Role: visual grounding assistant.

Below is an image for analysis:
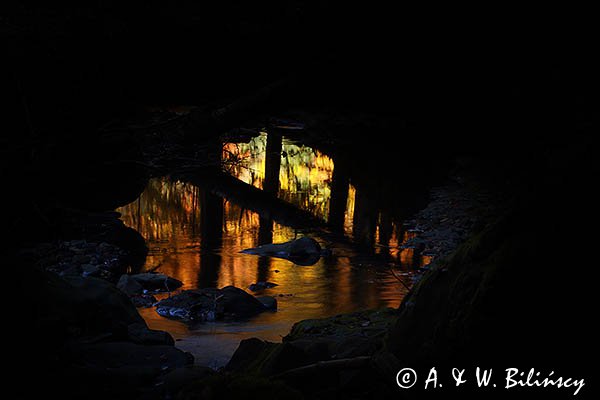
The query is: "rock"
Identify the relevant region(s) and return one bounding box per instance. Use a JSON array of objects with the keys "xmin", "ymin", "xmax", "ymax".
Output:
[
  {"xmin": 241, "ymin": 237, "xmax": 325, "ymax": 266},
  {"xmin": 117, "ymin": 274, "xmax": 144, "ymax": 296},
  {"xmin": 59, "ymin": 264, "xmax": 81, "ymax": 276},
  {"xmin": 155, "ymin": 286, "xmax": 269, "ymax": 322},
  {"xmin": 129, "ymin": 273, "xmax": 183, "ymax": 292},
  {"xmin": 158, "ymin": 366, "xmax": 215, "ymax": 397},
  {"xmin": 256, "ymin": 296, "xmax": 277, "ymax": 310},
  {"xmin": 248, "ymin": 281, "xmax": 278, "ymax": 291},
  {"xmin": 225, "ymin": 338, "xmax": 280, "ymax": 373},
  {"xmin": 72, "ymin": 254, "xmax": 91, "ymax": 264},
  {"xmin": 127, "ymin": 323, "xmax": 174, "ymax": 345},
  {"xmin": 69, "ymin": 341, "xmax": 193, "ymax": 370},
  {"xmin": 130, "ymin": 294, "xmax": 157, "ymax": 308},
  {"xmin": 81, "ymin": 264, "xmax": 100, "ymax": 277},
  {"xmin": 226, "ymin": 308, "xmax": 399, "ymax": 376},
  {"xmin": 62, "ymin": 276, "xmax": 145, "ymax": 334}
]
